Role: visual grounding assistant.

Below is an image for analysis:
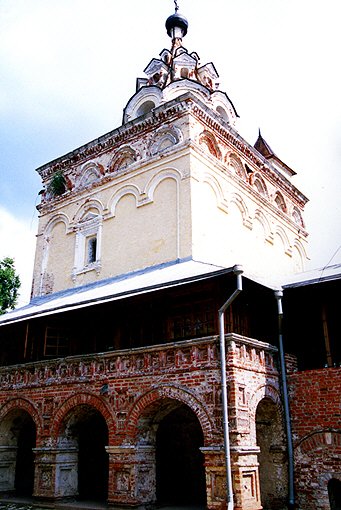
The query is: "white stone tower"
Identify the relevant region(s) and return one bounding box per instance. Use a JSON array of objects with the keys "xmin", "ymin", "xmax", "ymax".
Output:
[{"xmin": 31, "ymin": 5, "xmax": 308, "ymax": 298}]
